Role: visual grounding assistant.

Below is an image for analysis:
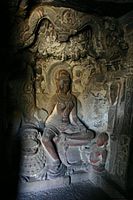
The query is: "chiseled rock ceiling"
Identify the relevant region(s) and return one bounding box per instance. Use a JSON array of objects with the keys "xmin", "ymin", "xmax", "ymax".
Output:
[{"xmin": 17, "ymin": 0, "xmax": 133, "ymax": 17}]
